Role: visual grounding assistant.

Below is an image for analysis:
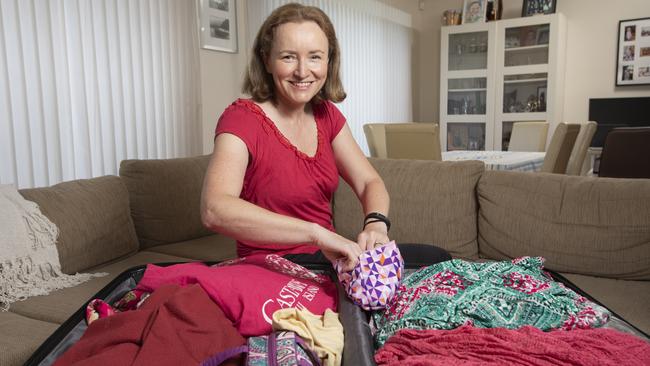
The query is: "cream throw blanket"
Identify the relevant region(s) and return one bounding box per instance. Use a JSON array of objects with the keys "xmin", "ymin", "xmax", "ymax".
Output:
[{"xmin": 0, "ymin": 184, "xmax": 105, "ymax": 310}]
